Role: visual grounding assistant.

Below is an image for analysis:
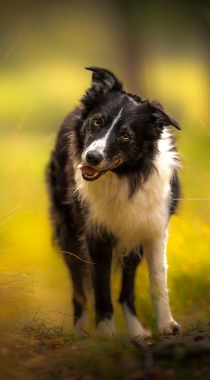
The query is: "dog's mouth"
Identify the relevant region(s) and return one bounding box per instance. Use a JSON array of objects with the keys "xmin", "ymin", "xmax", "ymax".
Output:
[{"xmin": 77, "ymin": 160, "xmax": 121, "ymax": 181}]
